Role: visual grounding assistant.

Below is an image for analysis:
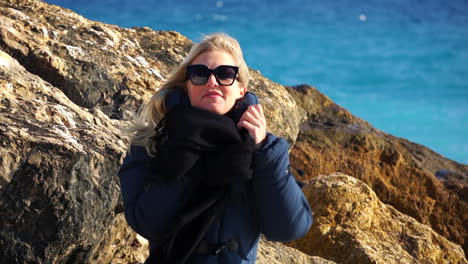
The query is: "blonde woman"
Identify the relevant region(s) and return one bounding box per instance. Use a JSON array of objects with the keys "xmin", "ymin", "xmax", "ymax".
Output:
[{"xmin": 118, "ymin": 33, "xmax": 312, "ymax": 264}]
